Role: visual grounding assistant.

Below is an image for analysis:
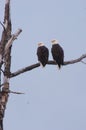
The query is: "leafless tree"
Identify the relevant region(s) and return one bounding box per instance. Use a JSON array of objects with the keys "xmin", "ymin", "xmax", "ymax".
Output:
[{"xmin": 0, "ymin": 1, "xmax": 86, "ymax": 130}]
